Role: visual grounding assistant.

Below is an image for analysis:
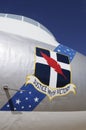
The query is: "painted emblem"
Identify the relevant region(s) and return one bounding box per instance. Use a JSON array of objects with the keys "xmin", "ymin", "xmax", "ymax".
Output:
[{"xmin": 26, "ymin": 47, "xmax": 76, "ymax": 100}]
